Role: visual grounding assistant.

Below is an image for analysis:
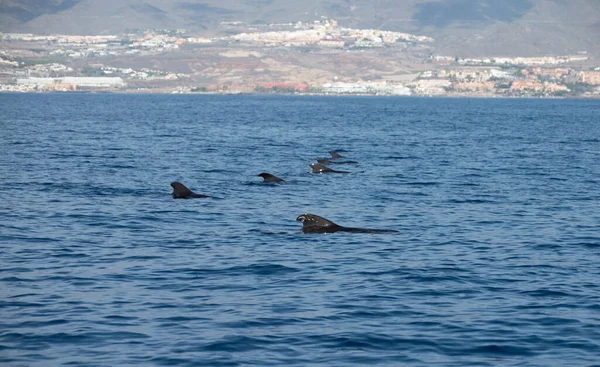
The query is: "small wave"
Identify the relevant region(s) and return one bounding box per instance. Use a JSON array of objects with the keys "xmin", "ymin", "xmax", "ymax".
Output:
[
  {"xmin": 520, "ymin": 289, "xmax": 573, "ymax": 299},
  {"xmin": 308, "ymin": 332, "xmax": 440, "ymax": 352},
  {"xmin": 447, "ymin": 198, "xmax": 496, "ymax": 204},
  {"xmin": 218, "ymin": 263, "xmax": 301, "ymax": 276},
  {"xmin": 202, "ymin": 335, "xmax": 277, "ymax": 352},
  {"xmin": 459, "ymin": 343, "xmax": 535, "ymax": 357},
  {"xmin": 218, "ymin": 316, "xmax": 303, "ymax": 329},
  {"xmin": 385, "ymin": 155, "xmax": 421, "ymax": 160},
  {"xmin": 404, "ymin": 181, "xmax": 440, "ymax": 186},
  {"xmin": 12, "ymin": 319, "xmax": 69, "ymax": 328},
  {"xmin": 154, "ymin": 263, "xmax": 300, "ymax": 278},
  {"xmin": 0, "ymin": 300, "xmax": 46, "ymax": 308},
  {"xmin": 1, "ymin": 331, "xmax": 150, "ymax": 347}
]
